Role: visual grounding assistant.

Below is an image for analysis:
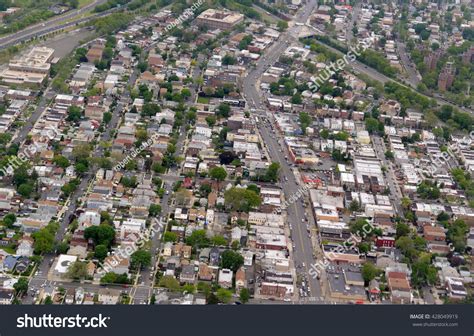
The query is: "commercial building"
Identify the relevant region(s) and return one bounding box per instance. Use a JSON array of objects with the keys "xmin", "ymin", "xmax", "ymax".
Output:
[
  {"xmin": 0, "ymin": 47, "xmax": 55, "ymax": 85},
  {"xmin": 195, "ymin": 9, "xmax": 244, "ymax": 30}
]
